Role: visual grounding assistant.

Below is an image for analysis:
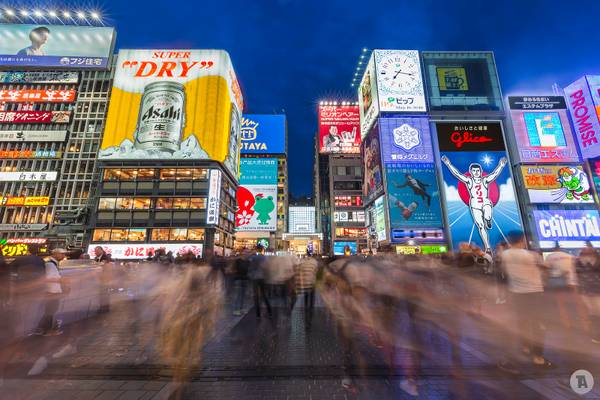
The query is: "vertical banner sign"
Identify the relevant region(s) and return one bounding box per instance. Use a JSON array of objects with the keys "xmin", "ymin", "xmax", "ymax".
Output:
[
  {"xmin": 508, "ymin": 96, "xmax": 580, "ymax": 163},
  {"xmin": 589, "ymin": 157, "xmax": 600, "ymax": 201},
  {"xmin": 374, "ymin": 196, "xmax": 387, "ymax": 241},
  {"xmin": 358, "ymin": 53, "xmax": 379, "ymax": 138},
  {"xmin": 565, "ymin": 77, "xmax": 600, "ymax": 159},
  {"xmin": 521, "ymin": 165, "xmax": 593, "ymax": 204},
  {"xmin": 374, "ymin": 50, "xmax": 427, "ymax": 113},
  {"xmin": 436, "ymin": 122, "xmax": 522, "ymax": 253},
  {"xmin": 362, "ymin": 128, "xmax": 384, "ymax": 204},
  {"xmin": 318, "ymin": 105, "xmax": 361, "ymax": 154},
  {"xmin": 236, "ymin": 158, "xmax": 278, "ymax": 232},
  {"xmin": 207, "ymin": 169, "xmax": 222, "ymax": 224}
]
